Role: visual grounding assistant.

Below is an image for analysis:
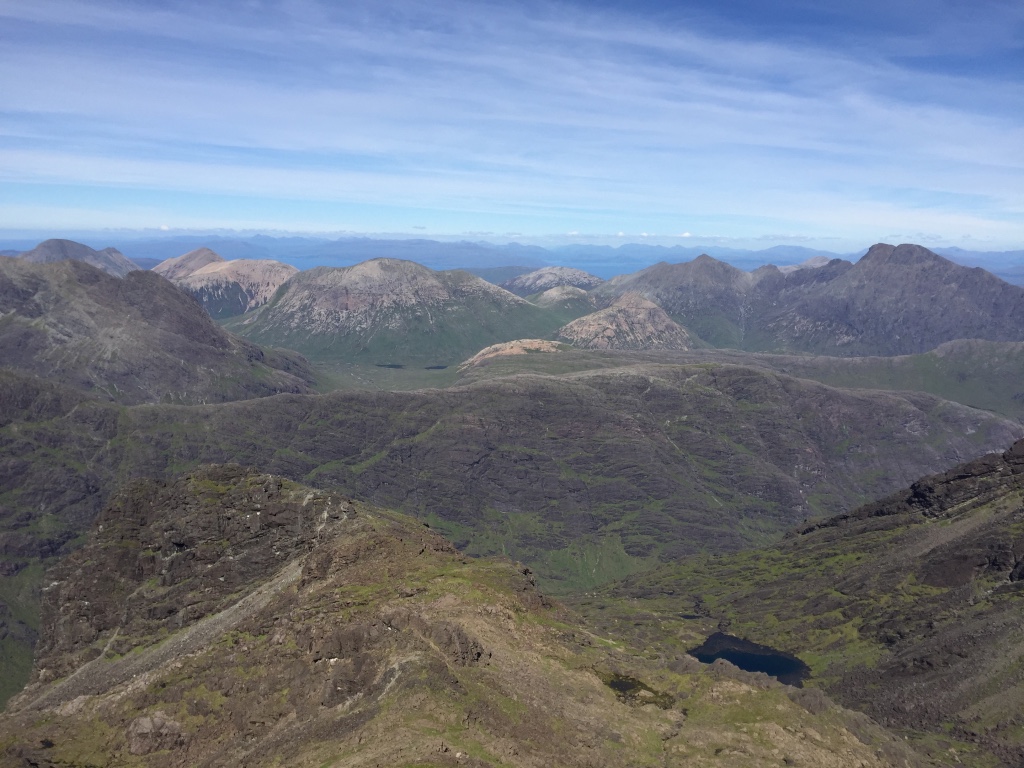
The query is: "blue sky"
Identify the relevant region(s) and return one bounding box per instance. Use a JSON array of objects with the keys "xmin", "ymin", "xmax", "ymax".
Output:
[{"xmin": 0, "ymin": 0, "xmax": 1021, "ymax": 250}]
